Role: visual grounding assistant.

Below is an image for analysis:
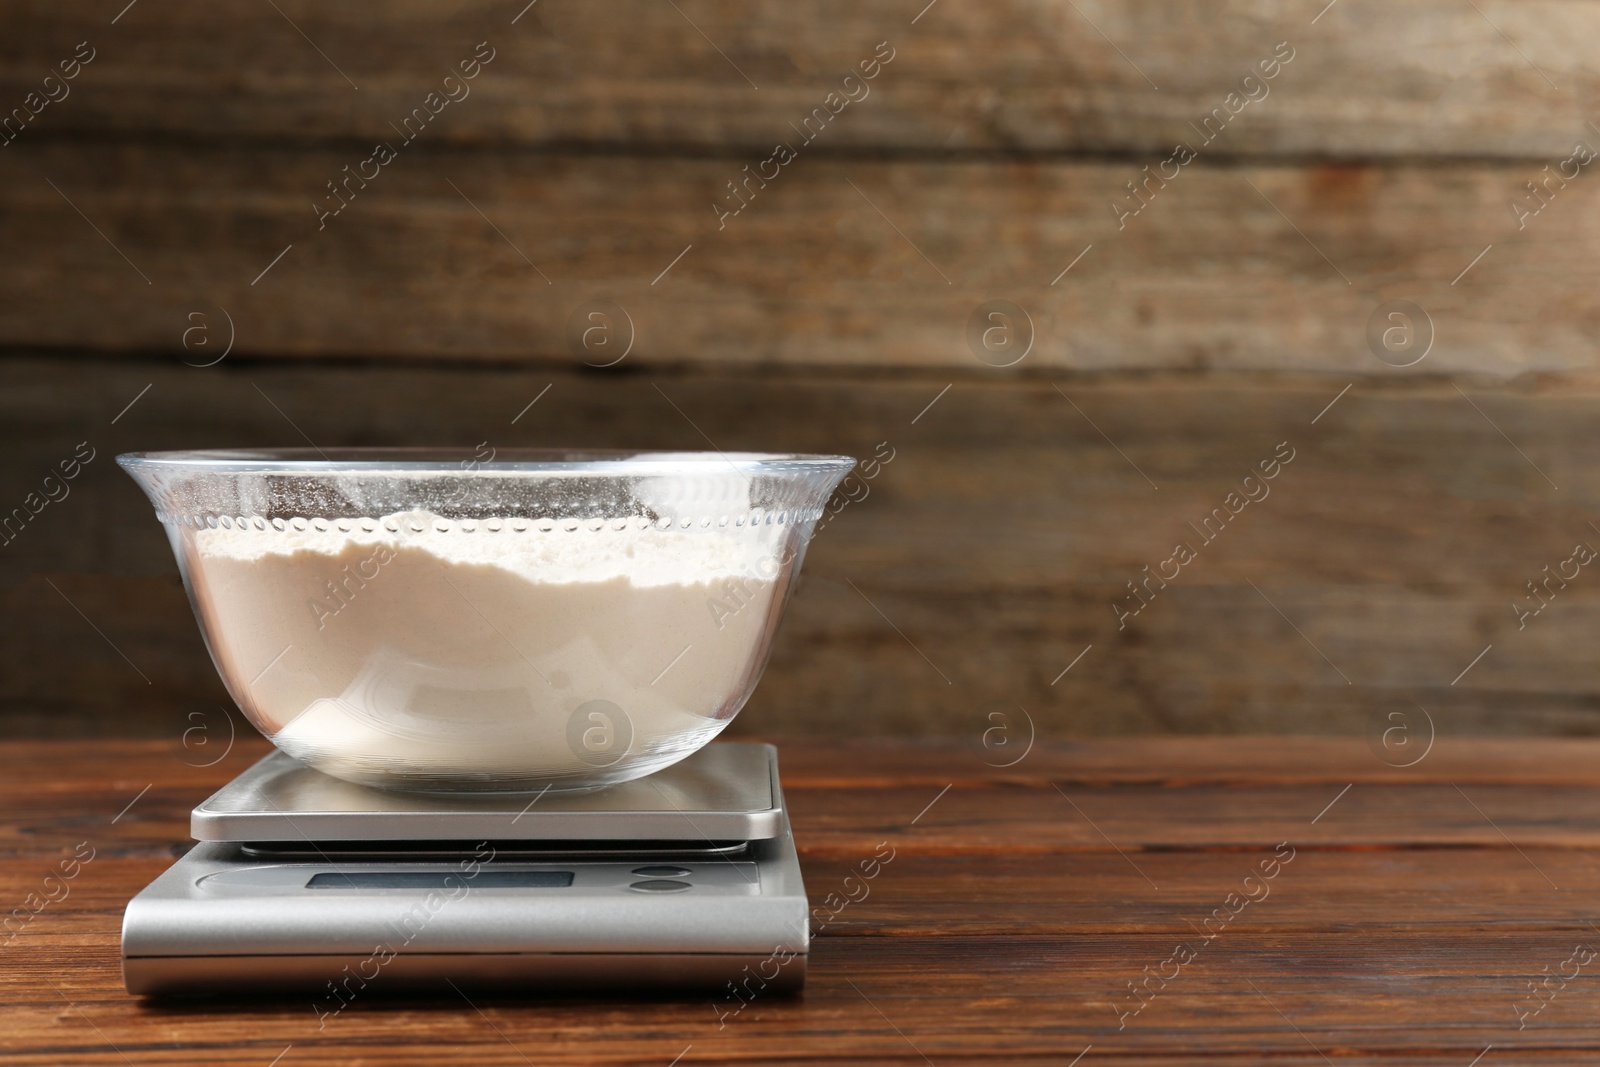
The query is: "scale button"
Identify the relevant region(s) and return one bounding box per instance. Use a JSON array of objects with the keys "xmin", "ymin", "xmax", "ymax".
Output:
[
  {"xmin": 629, "ymin": 879, "xmax": 691, "ymax": 893},
  {"xmin": 631, "ymin": 866, "xmax": 691, "ymax": 878}
]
